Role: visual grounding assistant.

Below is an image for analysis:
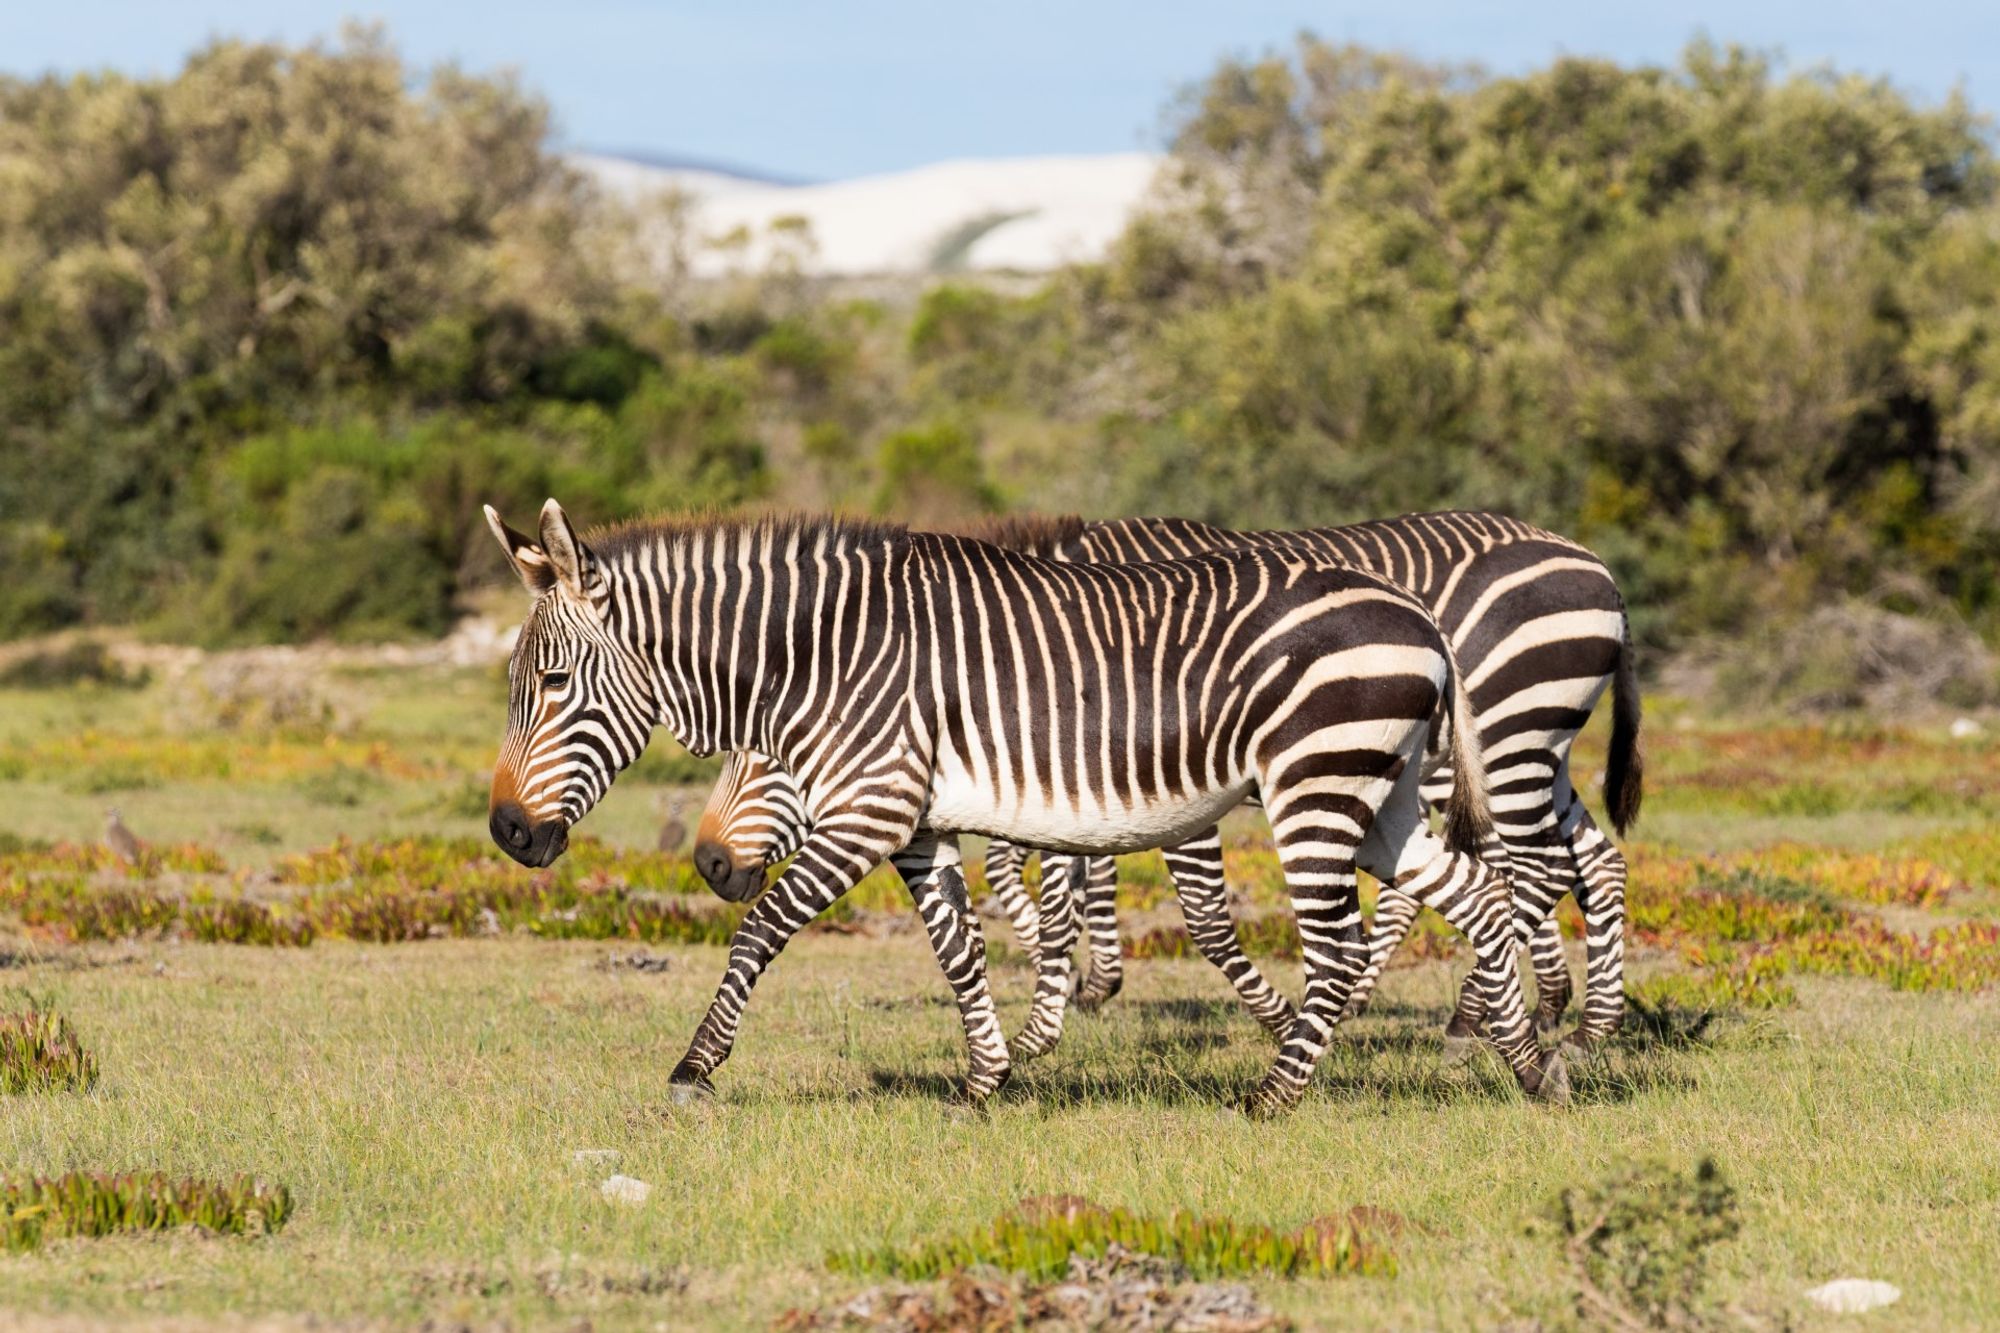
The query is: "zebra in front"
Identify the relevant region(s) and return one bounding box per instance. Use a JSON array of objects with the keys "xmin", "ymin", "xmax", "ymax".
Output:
[
  {"xmin": 483, "ymin": 501, "xmax": 1568, "ymax": 1115},
  {"xmin": 692, "ymin": 510, "xmax": 1640, "ymax": 1060}
]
